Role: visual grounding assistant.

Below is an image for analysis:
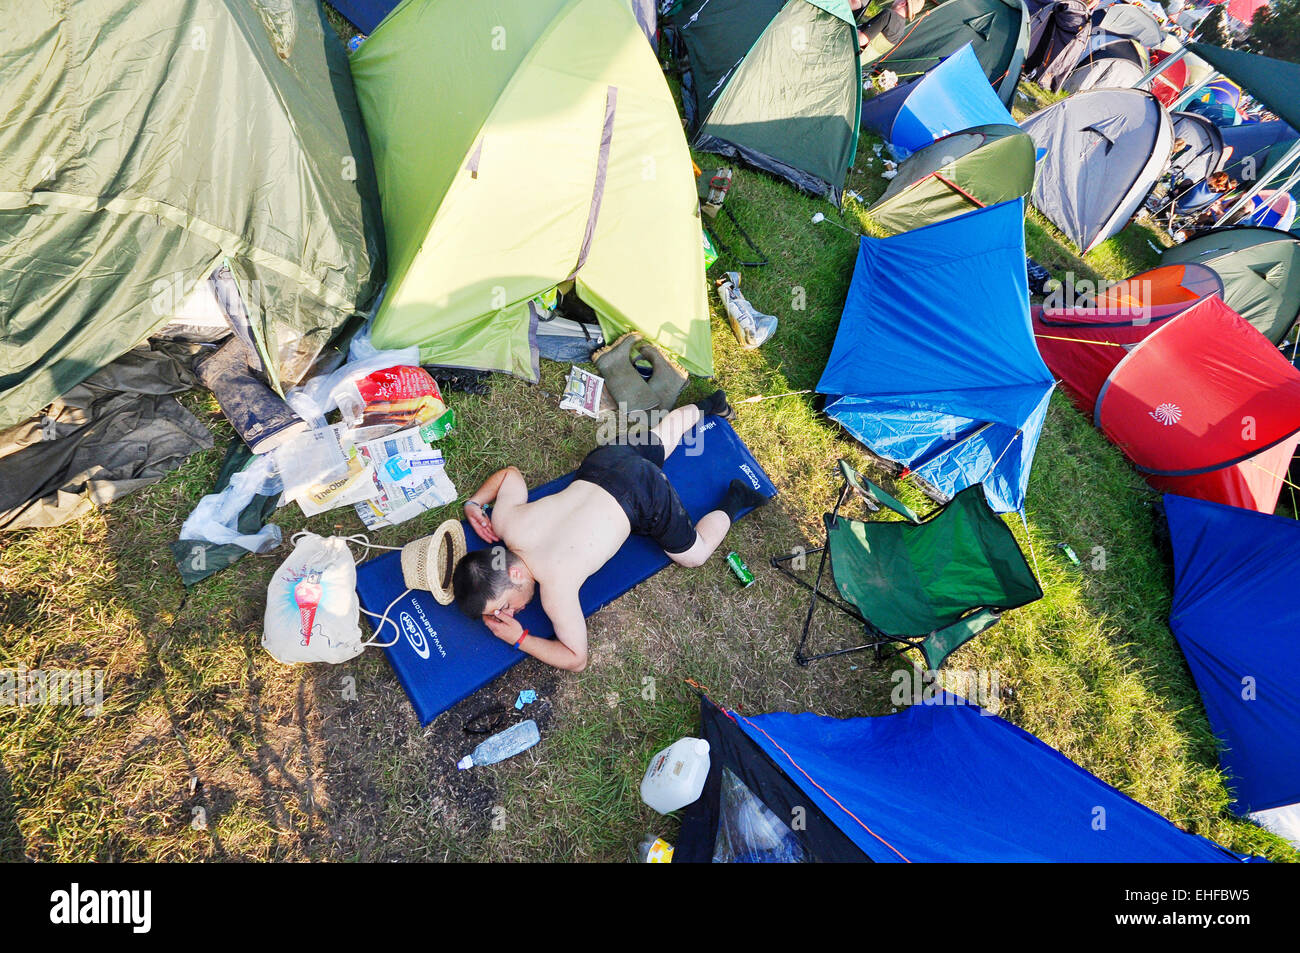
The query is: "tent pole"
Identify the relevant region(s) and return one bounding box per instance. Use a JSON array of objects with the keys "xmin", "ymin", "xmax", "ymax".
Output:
[
  {"xmin": 904, "ymin": 422, "xmax": 993, "ymax": 477},
  {"xmin": 1139, "ymin": 44, "xmax": 1187, "ymax": 89},
  {"xmin": 1171, "ymin": 68, "xmax": 1218, "ymax": 113},
  {"xmin": 1215, "ymin": 139, "xmax": 1300, "ymax": 227}
]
